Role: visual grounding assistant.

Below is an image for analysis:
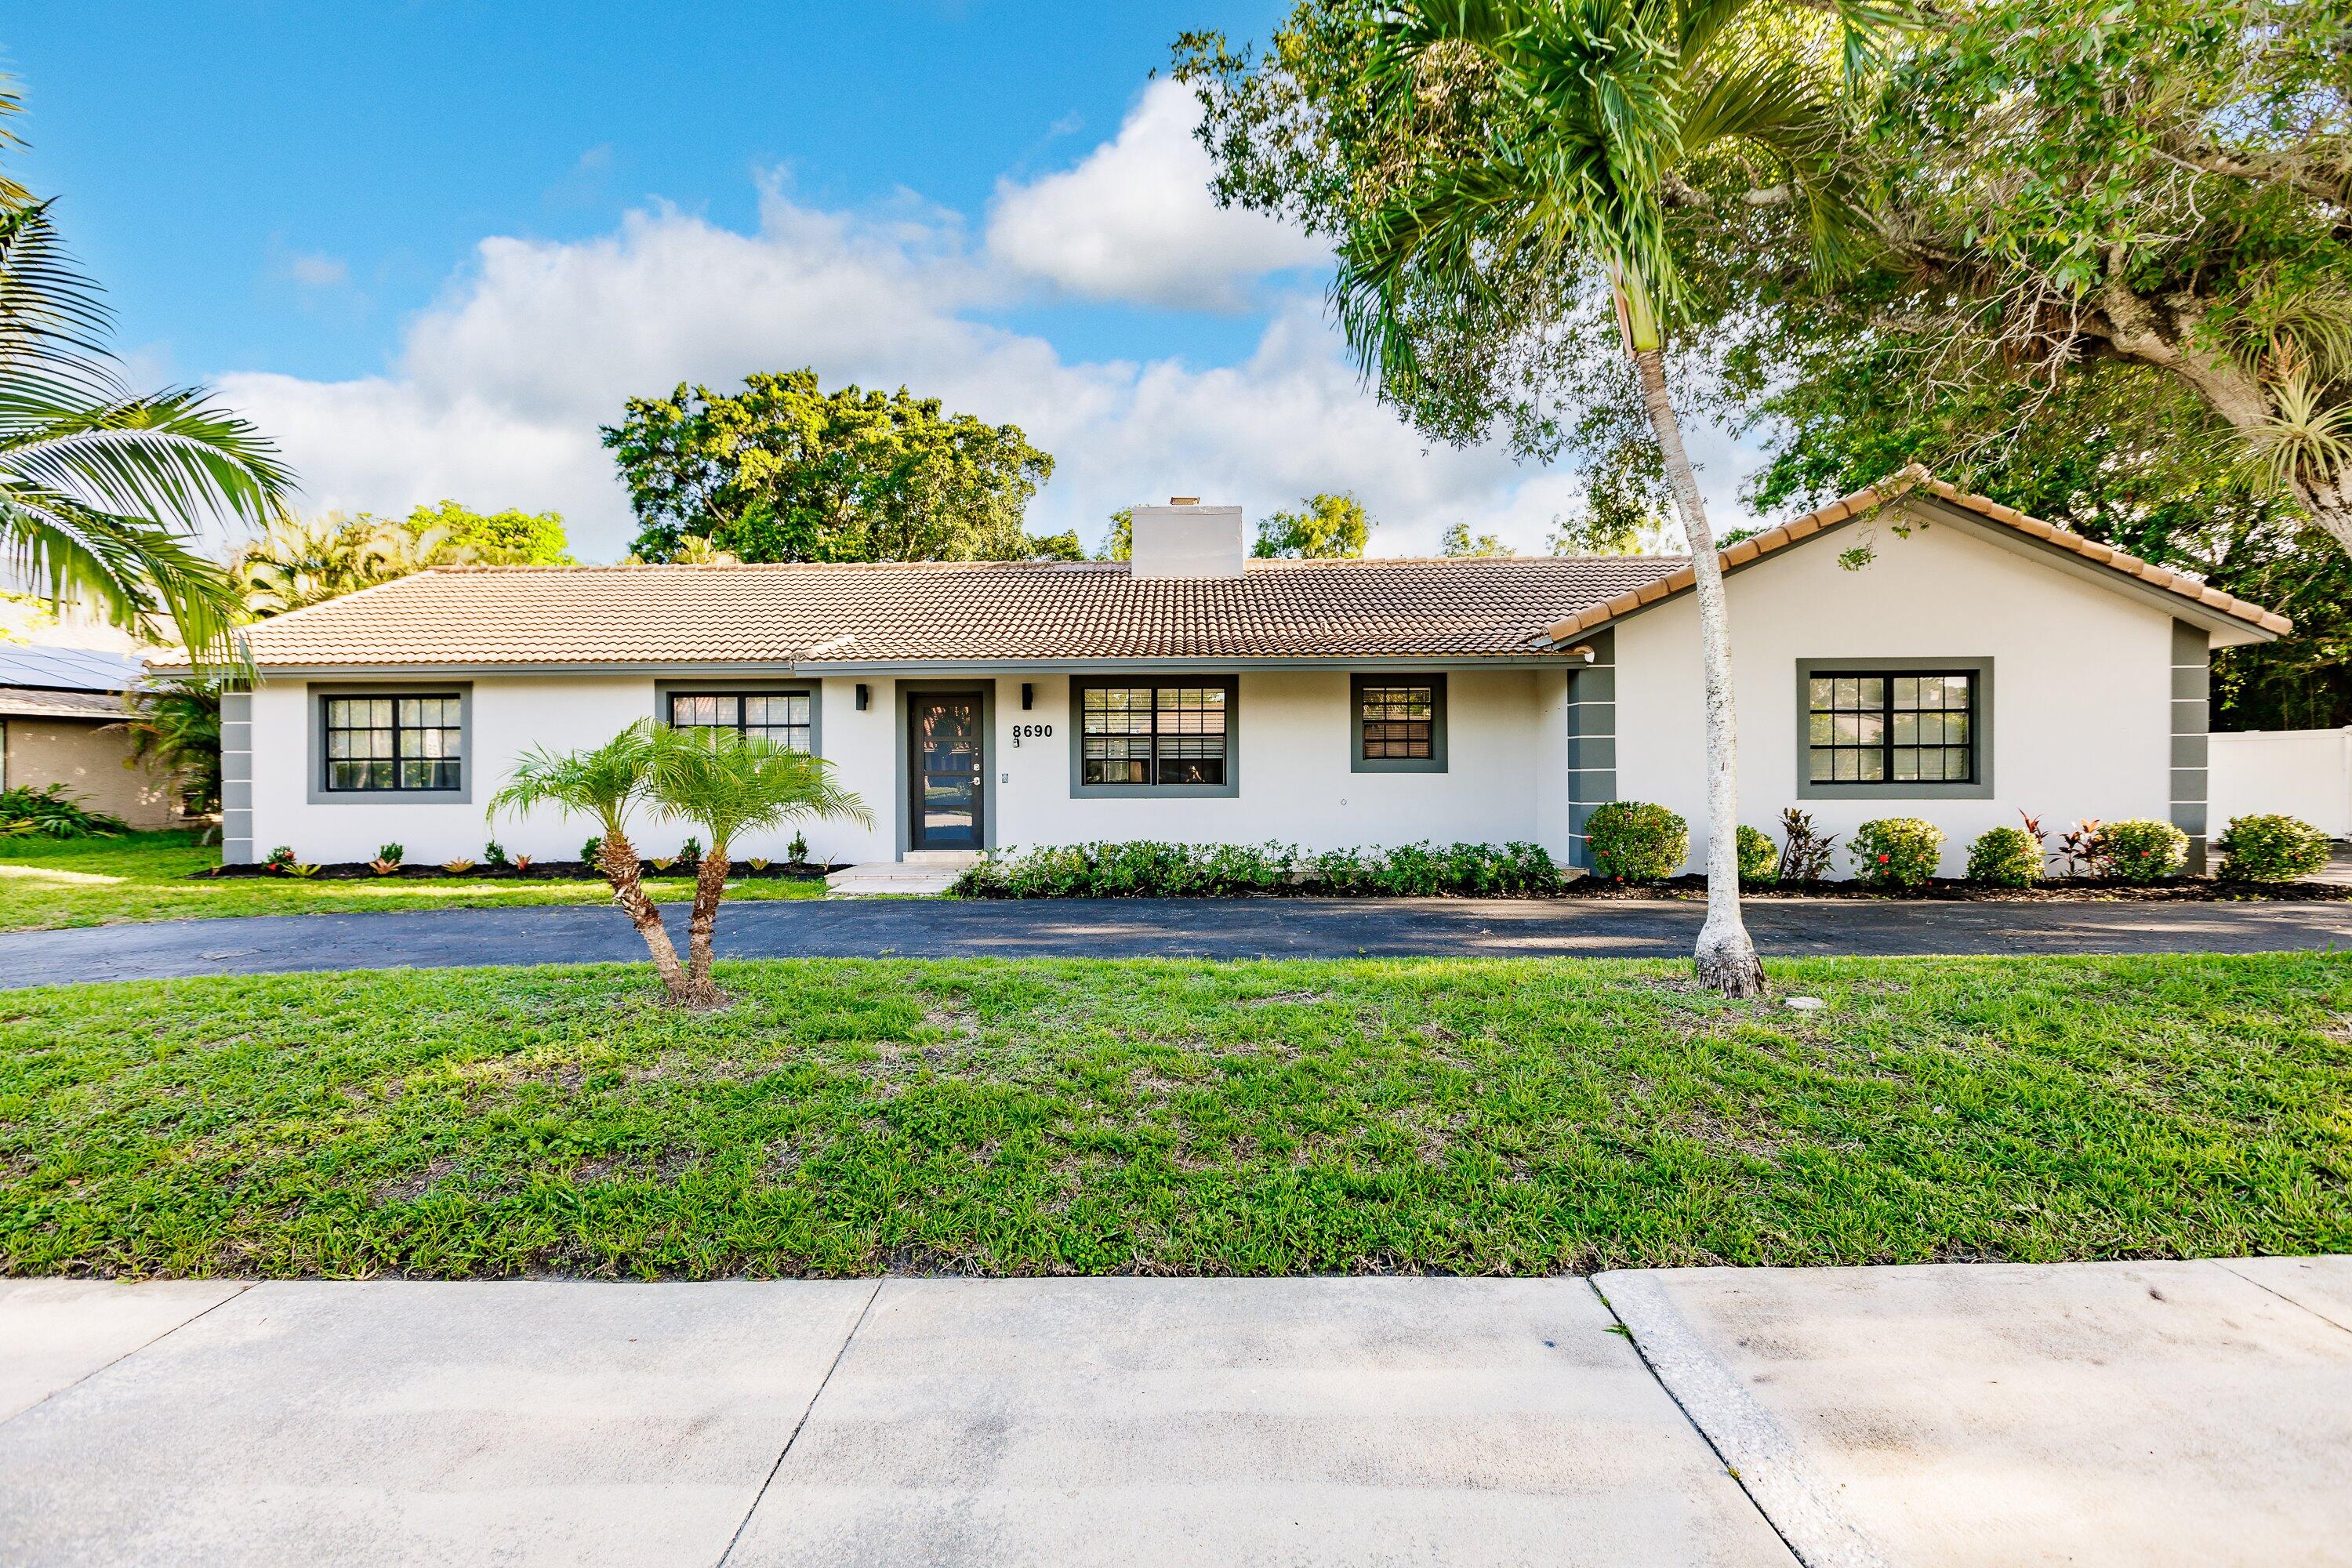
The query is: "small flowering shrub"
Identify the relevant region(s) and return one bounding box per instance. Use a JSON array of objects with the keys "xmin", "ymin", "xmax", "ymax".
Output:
[
  {"xmin": 2100, "ymin": 818, "xmax": 2187, "ymax": 883},
  {"xmin": 1736, "ymin": 825, "xmax": 1780, "ymax": 883},
  {"xmin": 2214, "ymin": 814, "xmax": 2331, "ymax": 882},
  {"xmin": 263, "ymin": 844, "xmax": 298, "ymax": 874},
  {"xmin": 1849, "ymin": 818, "xmax": 1944, "ymax": 887},
  {"xmin": 1965, "ymin": 826, "xmax": 2042, "ymax": 887},
  {"xmin": 1583, "ymin": 801, "xmax": 1688, "ymax": 882}
]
